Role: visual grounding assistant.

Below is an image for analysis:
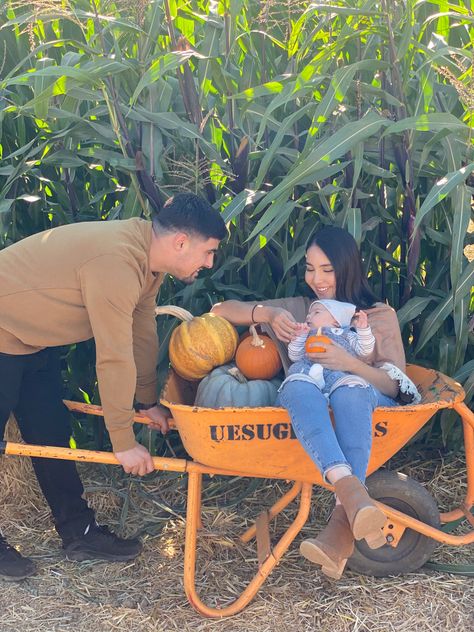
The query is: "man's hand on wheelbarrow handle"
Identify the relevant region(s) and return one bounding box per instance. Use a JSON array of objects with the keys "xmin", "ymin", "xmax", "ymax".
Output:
[
  {"xmin": 115, "ymin": 444, "xmax": 155, "ymax": 476},
  {"xmin": 135, "ymin": 403, "xmax": 171, "ymax": 434}
]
